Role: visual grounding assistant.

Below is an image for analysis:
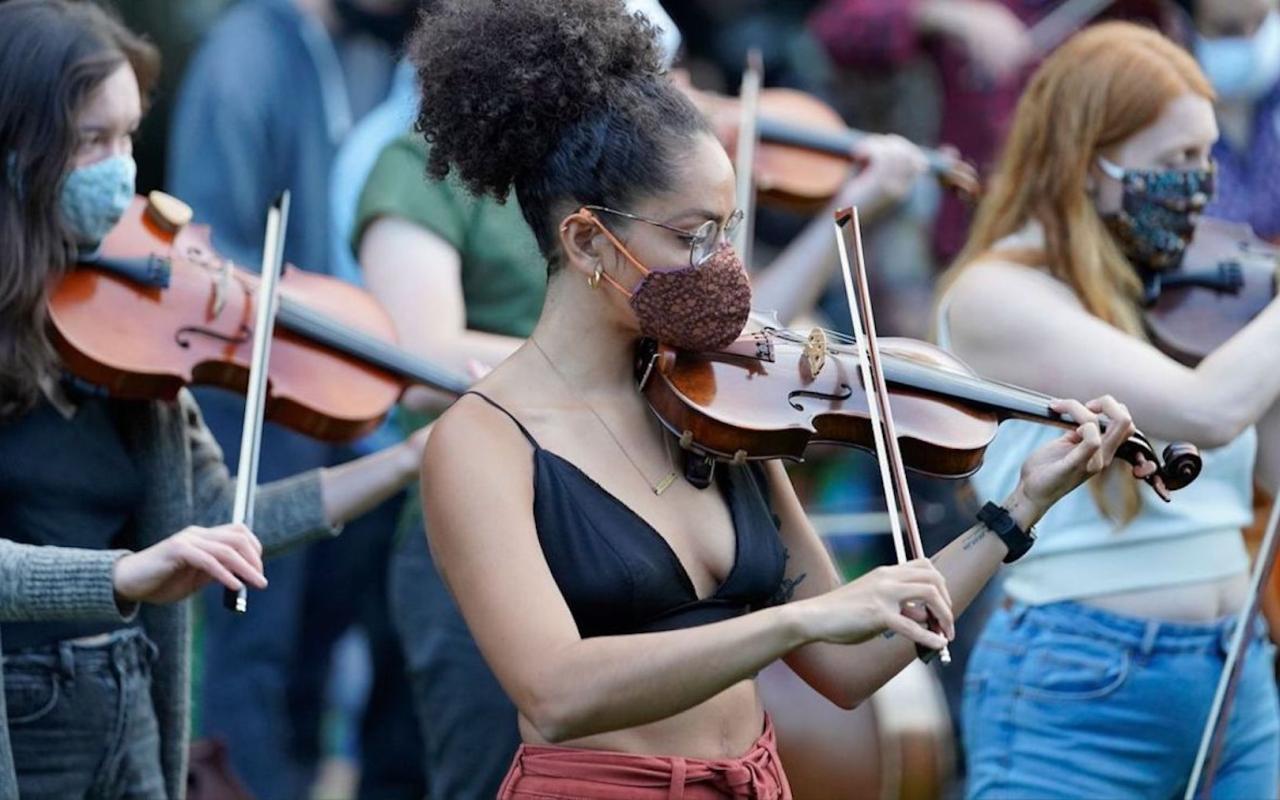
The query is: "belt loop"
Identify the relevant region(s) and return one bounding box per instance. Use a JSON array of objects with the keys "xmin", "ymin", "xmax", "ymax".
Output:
[
  {"xmin": 57, "ymin": 641, "xmax": 75, "ymax": 679},
  {"xmin": 668, "ymin": 757, "xmax": 686, "ymax": 800},
  {"xmin": 1140, "ymin": 619, "xmax": 1159, "ymax": 656}
]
